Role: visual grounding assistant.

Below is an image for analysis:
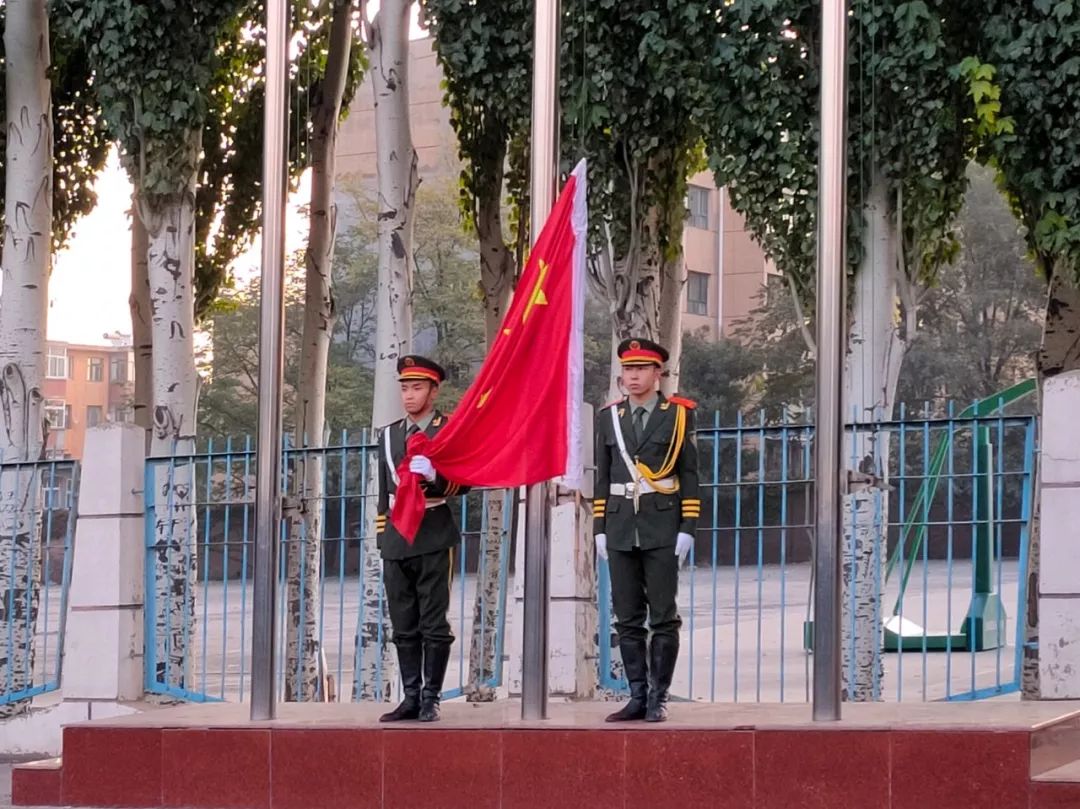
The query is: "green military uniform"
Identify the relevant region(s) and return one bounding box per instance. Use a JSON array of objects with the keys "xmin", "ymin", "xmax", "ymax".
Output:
[
  {"xmin": 376, "ymin": 356, "xmax": 467, "ymax": 723},
  {"xmin": 594, "ymin": 338, "xmax": 700, "ymax": 722}
]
